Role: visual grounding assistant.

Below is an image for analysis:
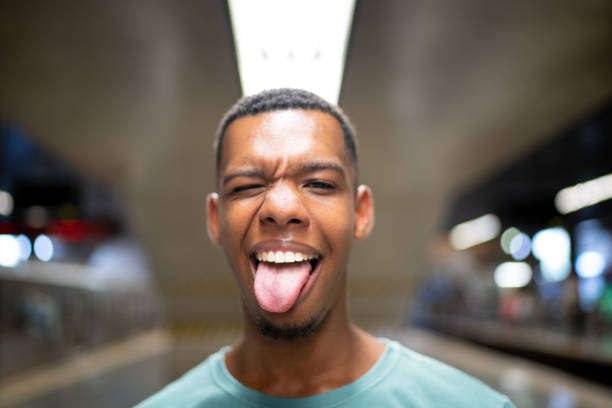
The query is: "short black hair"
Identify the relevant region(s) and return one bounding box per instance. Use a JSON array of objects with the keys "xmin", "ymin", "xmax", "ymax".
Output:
[{"xmin": 215, "ymin": 88, "xmax": 358, "ymax": 175}]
